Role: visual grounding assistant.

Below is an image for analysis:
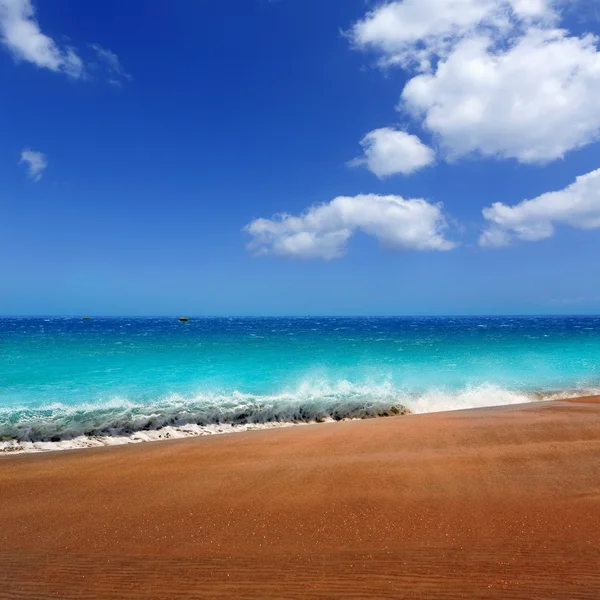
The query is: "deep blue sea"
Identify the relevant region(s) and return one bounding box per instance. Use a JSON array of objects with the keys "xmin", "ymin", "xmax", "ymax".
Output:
[{"xmin": 2, "ymin": 316, "xmax": 600, "ymax": 451}]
